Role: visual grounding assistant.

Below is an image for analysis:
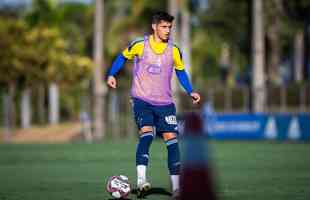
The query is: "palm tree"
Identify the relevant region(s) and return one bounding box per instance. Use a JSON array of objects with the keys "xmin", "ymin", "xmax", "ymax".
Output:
[
  {"xmin": 252, "ymin": 0, "xmax": 266, "ymax": 112},
  {"xmin": 265, "ymin": 0, "xmax": 283, "ymax": 85},
  {"xmin": 93, "ymin": 0, "xmax": 106, "ymax": 140},
  {"xmin": 283, "ymin": 0, "xmax": 310, "ymax": 82}
]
